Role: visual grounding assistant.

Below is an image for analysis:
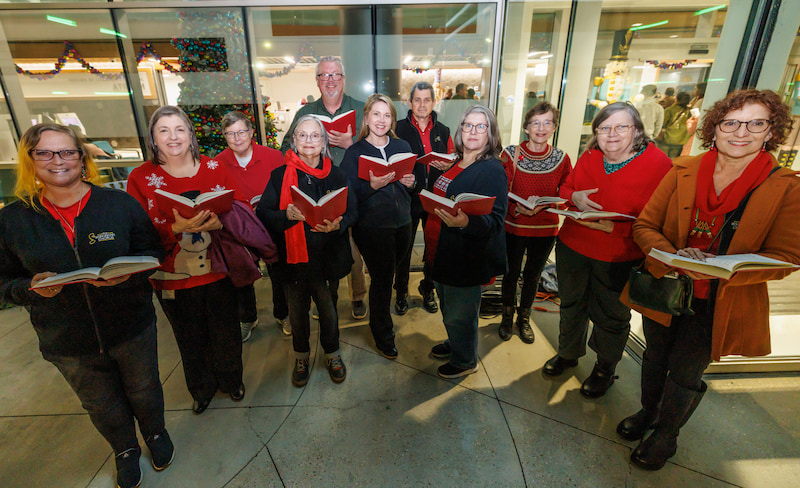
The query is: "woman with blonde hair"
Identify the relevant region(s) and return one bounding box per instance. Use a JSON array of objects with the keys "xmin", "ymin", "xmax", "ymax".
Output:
[
  {"xmin": 0, "ymin": 124, "xmax": 170, "ymax": 488},
  {"xmin": 341, "ymin": 94, "xmax": 415, "ymax": 359}
]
